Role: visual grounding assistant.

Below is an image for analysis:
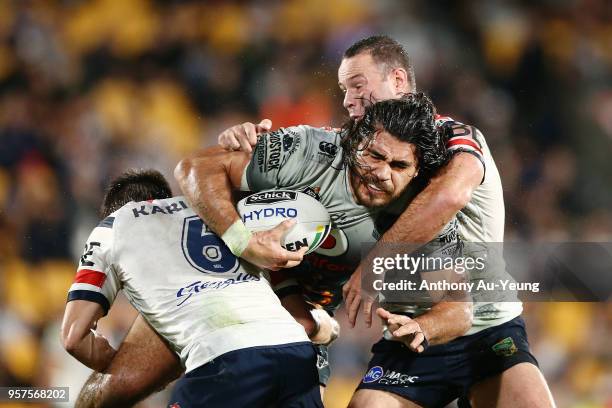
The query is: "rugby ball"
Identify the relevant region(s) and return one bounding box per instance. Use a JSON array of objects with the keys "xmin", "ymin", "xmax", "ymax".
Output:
[{"xmin": 237, "ymin": 190, "xmax": 331, "ymax": 254}]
